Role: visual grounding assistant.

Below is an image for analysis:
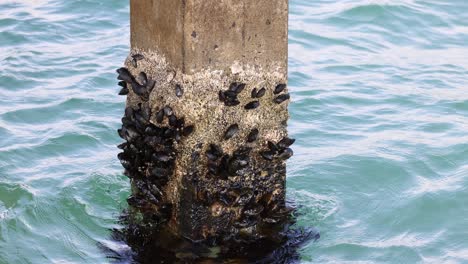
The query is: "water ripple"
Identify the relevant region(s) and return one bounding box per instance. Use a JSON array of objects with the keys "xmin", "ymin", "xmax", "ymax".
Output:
[{"xmin": 1, "ymin": 0, "xmax": 467, "ymax": 263}]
